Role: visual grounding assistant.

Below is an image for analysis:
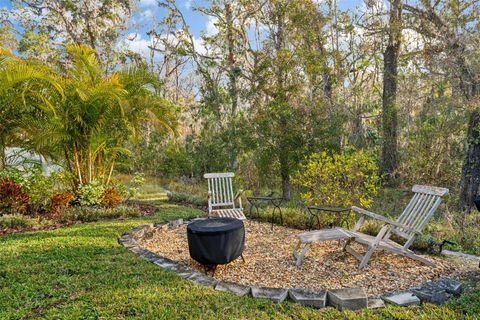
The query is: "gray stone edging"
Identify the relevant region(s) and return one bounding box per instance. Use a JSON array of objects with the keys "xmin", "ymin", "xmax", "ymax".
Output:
[{"xmin": 119, "ymin": 220, "xmax": 464, "ymax": 311}]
